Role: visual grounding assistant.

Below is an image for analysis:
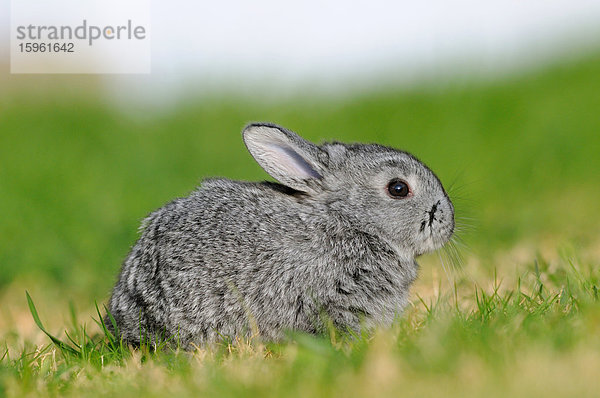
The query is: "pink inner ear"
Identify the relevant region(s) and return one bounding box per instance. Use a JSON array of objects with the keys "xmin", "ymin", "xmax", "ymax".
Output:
[{"xmin": 266, "ymin": 143, "xmax": 322, "ymax": 180}]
